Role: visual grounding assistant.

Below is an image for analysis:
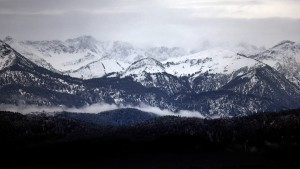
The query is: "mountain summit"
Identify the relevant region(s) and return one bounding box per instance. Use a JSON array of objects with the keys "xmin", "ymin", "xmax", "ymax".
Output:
[{"xmin": 1, "ymin": 38, "xmax": 300, "ymax": 117}]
